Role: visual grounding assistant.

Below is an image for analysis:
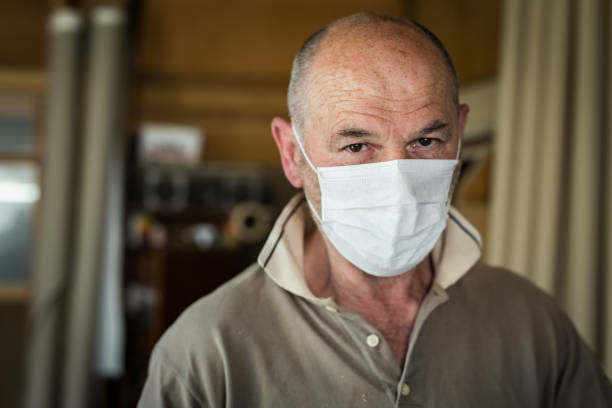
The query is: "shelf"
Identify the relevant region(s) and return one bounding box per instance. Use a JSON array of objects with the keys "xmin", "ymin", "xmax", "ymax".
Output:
[
  {"xmin": 126, "ymin": 244, "xmax": 261, "ymax": 256},
  {"xmin": 0, "ymin": 285, "xmax": 30, "ymax": 303},
  {"xmin": 0, "ymin": 153, "xmax": 41, "ymax": 162},
  {"xmin": 0, "ymin": 68, "xmax": 46, "ymax": 93}
]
